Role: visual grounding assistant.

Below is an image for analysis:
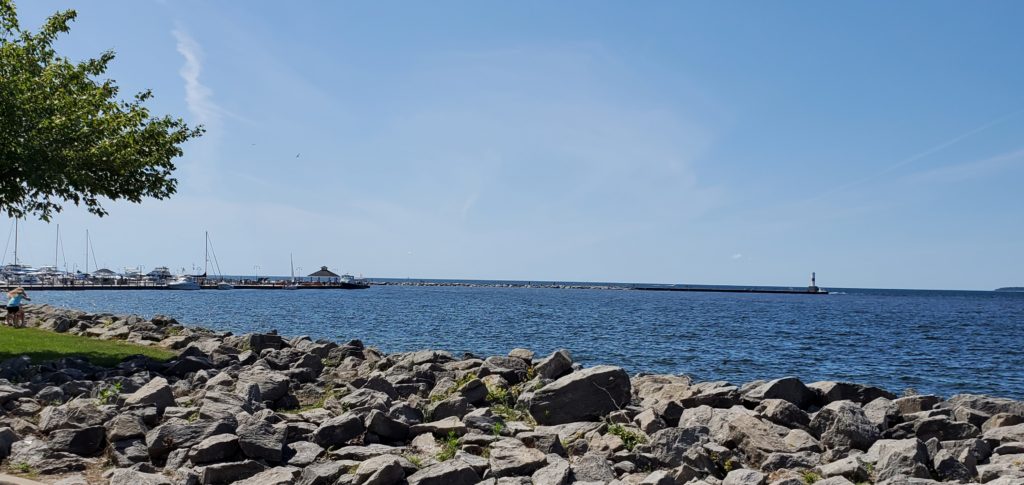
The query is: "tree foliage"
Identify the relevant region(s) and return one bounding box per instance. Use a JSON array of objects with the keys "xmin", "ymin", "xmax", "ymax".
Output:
[{"xmin": 0, "ymin": 0, "xmax": 203, "ymax": 221}]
